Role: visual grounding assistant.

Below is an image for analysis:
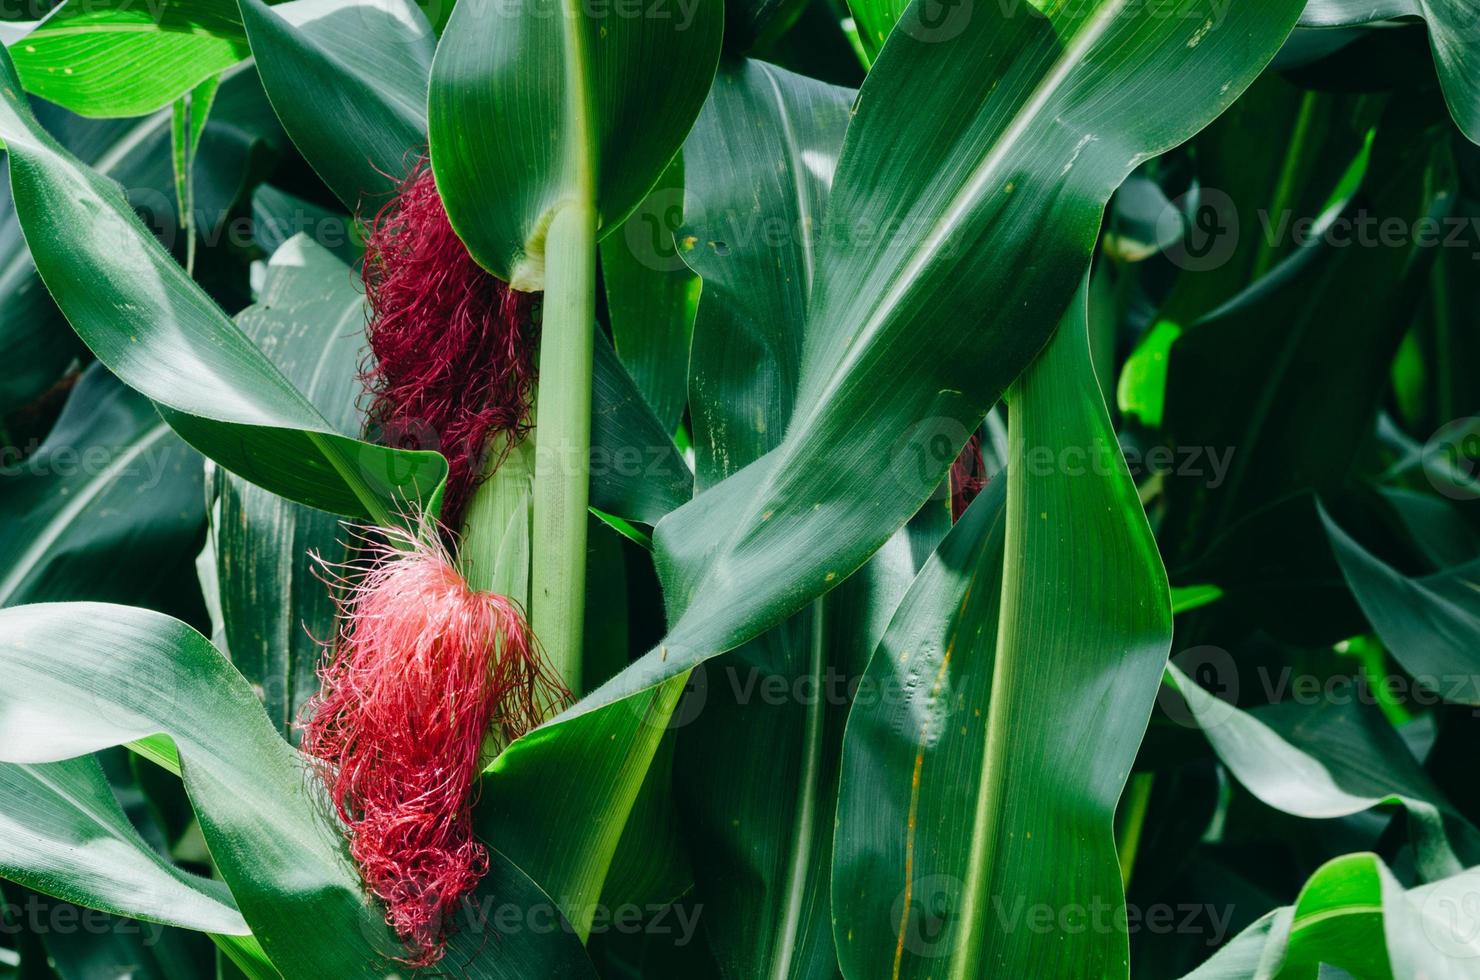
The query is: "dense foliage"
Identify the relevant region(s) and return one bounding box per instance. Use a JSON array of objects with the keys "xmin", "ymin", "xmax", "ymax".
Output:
[{"xmin": 0, "ymin": 1, "xmax": 1477, "ymax": 978}]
